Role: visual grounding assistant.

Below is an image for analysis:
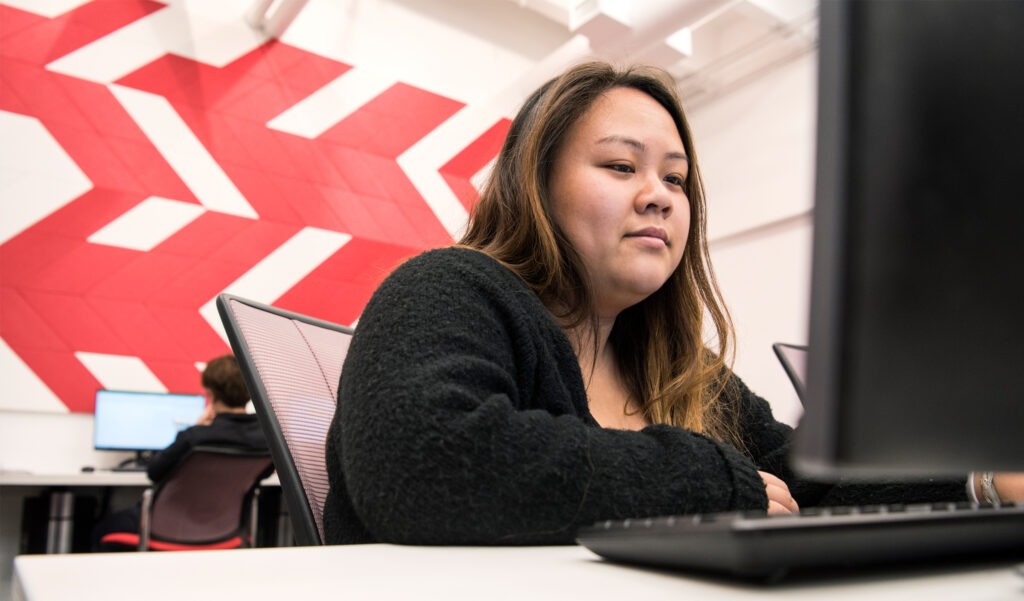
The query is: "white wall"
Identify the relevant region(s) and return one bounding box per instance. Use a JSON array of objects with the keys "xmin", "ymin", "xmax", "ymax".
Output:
[
  {"xmin": 694, "ymin": 52, "xmax": 818, "ymax": 426},
  {"xmin": 0, "ymin": 412, "xmax": 132, "ymax": 474},
  {"xmin": 711, "ymin": 216, "xmax": 812, "ymax": 426}
]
